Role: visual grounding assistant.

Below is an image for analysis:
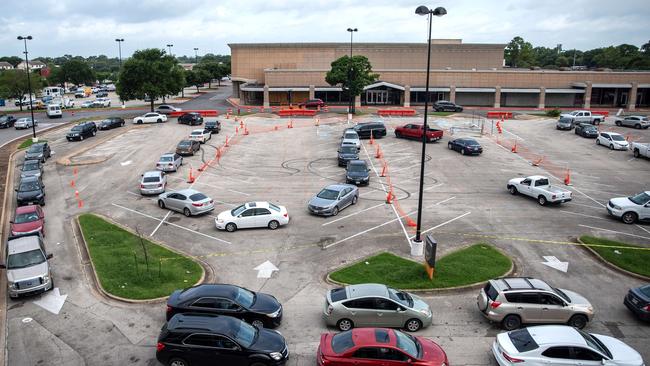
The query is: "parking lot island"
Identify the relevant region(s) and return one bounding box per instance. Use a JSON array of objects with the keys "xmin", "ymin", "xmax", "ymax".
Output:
[{"xmin": 579, "ymin": 236, "xmax": 650, "ymax": 279}]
